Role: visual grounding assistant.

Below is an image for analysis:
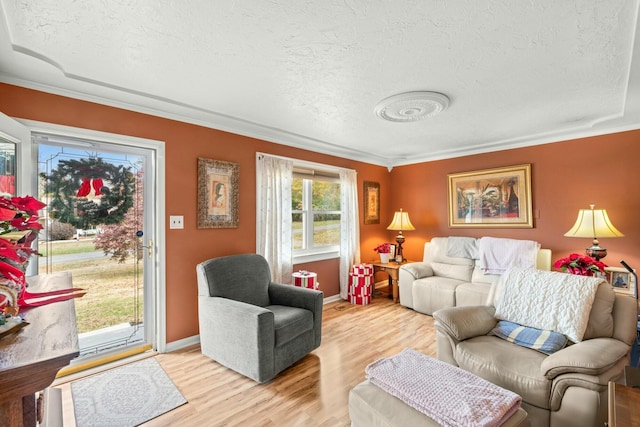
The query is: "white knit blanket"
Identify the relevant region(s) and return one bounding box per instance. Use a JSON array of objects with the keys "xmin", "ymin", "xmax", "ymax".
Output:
[
  {"xmin": 365, "ymin": 349, "xmax": 522, "ymax": 427},
  {"xmin": 478, "ymin": 237, "xmax": 540, "ymax": 274},
  {"xmin": 494, "ymin": 267, "xmax": 604, "ymax": 342}
]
